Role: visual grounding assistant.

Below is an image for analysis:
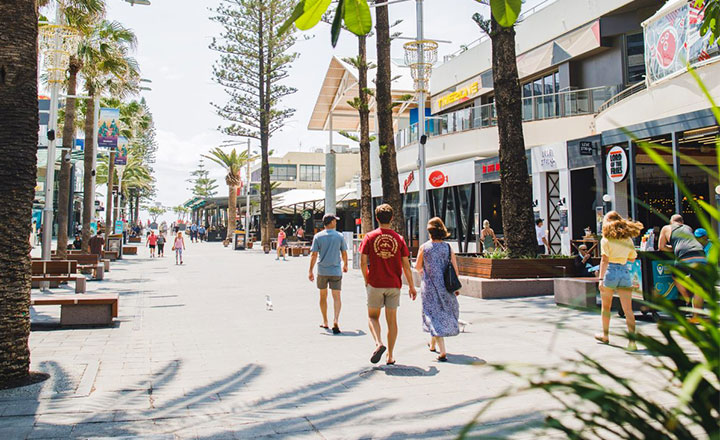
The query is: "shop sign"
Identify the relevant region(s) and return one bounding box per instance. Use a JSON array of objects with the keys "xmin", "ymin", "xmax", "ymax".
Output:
[
  {"xmin": 532, "ymin": 143, "xmax": 567, "ymax": 172},
  {"xmin": 436, "ymin": 82, "xmax": 479, "ymax": 110},
  {"xmin": 403, "ymin": 171, "xmax": 414, "ymax": 193},
  {"xmin": 606, "ymin": 146, "xmax": 628, "ymax": 183},
  {"xmin": 579, "ymin": 141, "xmax": 594, "ymax": 156},
  {"xmin": 301, "ymin": 209, "xmax": 312, "ymax": 221},
  {"xmin": 429, "ymin": 170, "xmax": 448, "ymax": 188},
  {"xmin": 481, "ymin": 162, "xmax": 500, "ymax": 174}
]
